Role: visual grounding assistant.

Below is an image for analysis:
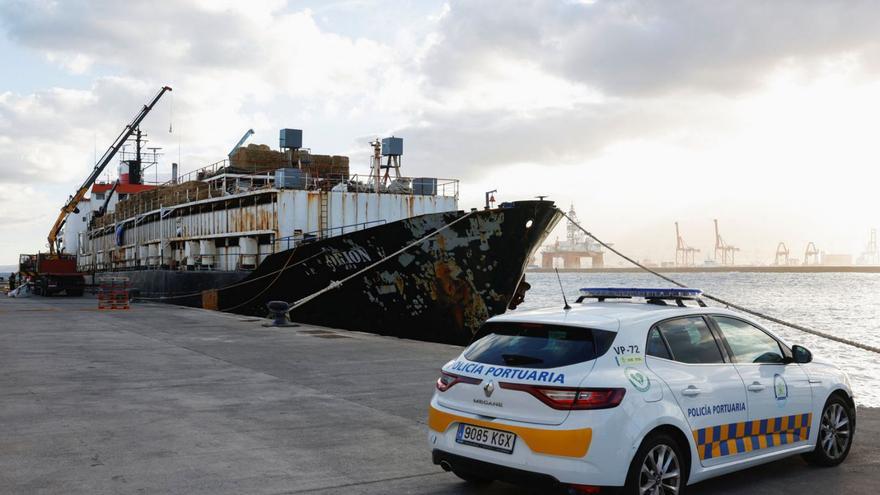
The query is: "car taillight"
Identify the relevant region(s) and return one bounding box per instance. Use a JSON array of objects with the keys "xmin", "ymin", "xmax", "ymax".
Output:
[
  {"xmin": 499, "ymin": 383, "xmax": 625, "ymax": 410},
  {"xmin": 436, "ymin": 371, "xmax": 482, "ymax": 392}
]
